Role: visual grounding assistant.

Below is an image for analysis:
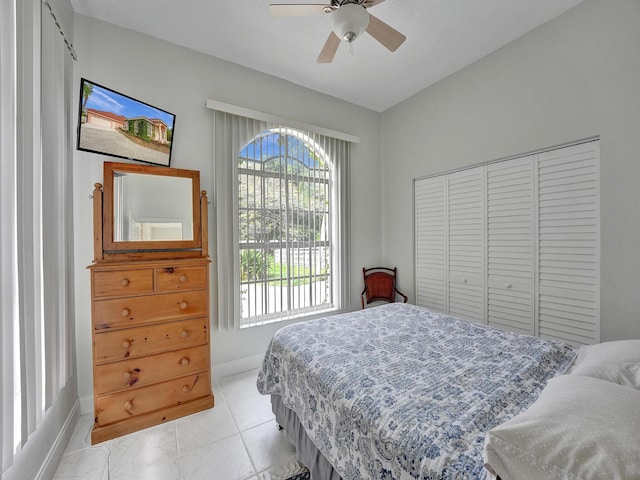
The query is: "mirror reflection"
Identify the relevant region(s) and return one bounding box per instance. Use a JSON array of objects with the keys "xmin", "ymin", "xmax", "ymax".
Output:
[{"xmin": 113, "ymin": 172, "xmax": 194, "ymax": 242}]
